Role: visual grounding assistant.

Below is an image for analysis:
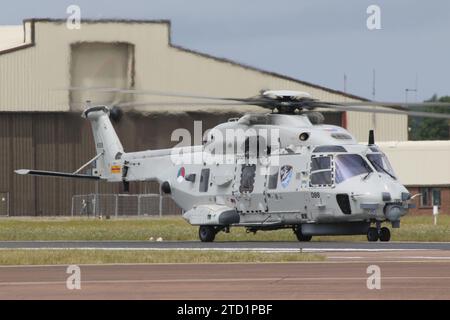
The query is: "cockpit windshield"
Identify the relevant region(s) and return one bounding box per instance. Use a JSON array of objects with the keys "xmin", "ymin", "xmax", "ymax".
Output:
[
  {"xmin": 367, "ymin": 153, "xmax": 397, "ymax": 179},
  {"xmin": 335, "ymin": 154, "xmax": 372, "ymax": 184}
]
